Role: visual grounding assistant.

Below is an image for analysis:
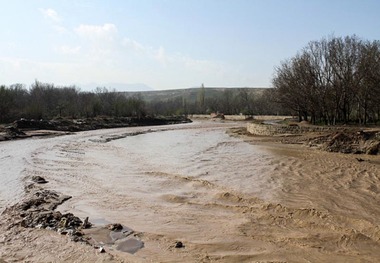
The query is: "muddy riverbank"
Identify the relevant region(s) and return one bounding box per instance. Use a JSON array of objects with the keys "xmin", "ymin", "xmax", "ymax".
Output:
[
  {"xmin": 1, "ymin": 120, "xmax": 380, "ymax": 262},
  {"xmin": 0, "ymin": 116, "xmax": 191, "ymax": 141},
  {"xmin": 244, "ymin": 123, "xmax": 380, "ymax": 155}
]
